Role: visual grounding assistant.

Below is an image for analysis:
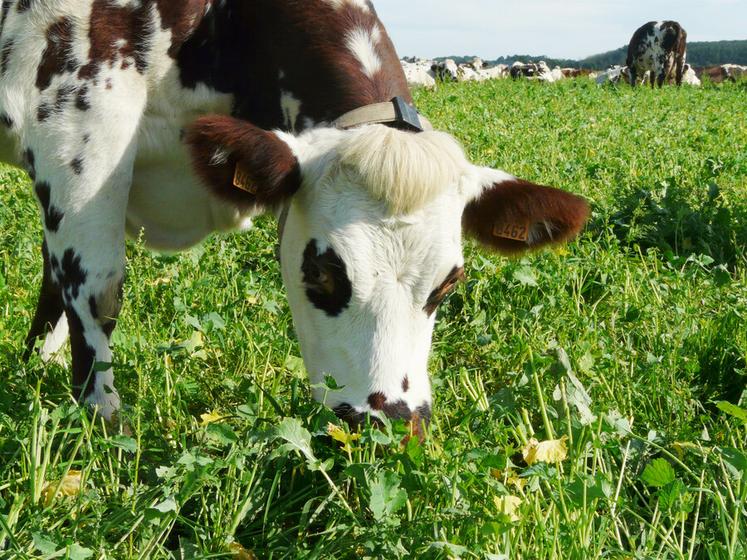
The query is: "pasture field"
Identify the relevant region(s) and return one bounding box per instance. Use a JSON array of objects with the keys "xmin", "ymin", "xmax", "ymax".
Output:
[{"xmin": 0, "ymin": 79, "xmax": 746, "ymax": 559}]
